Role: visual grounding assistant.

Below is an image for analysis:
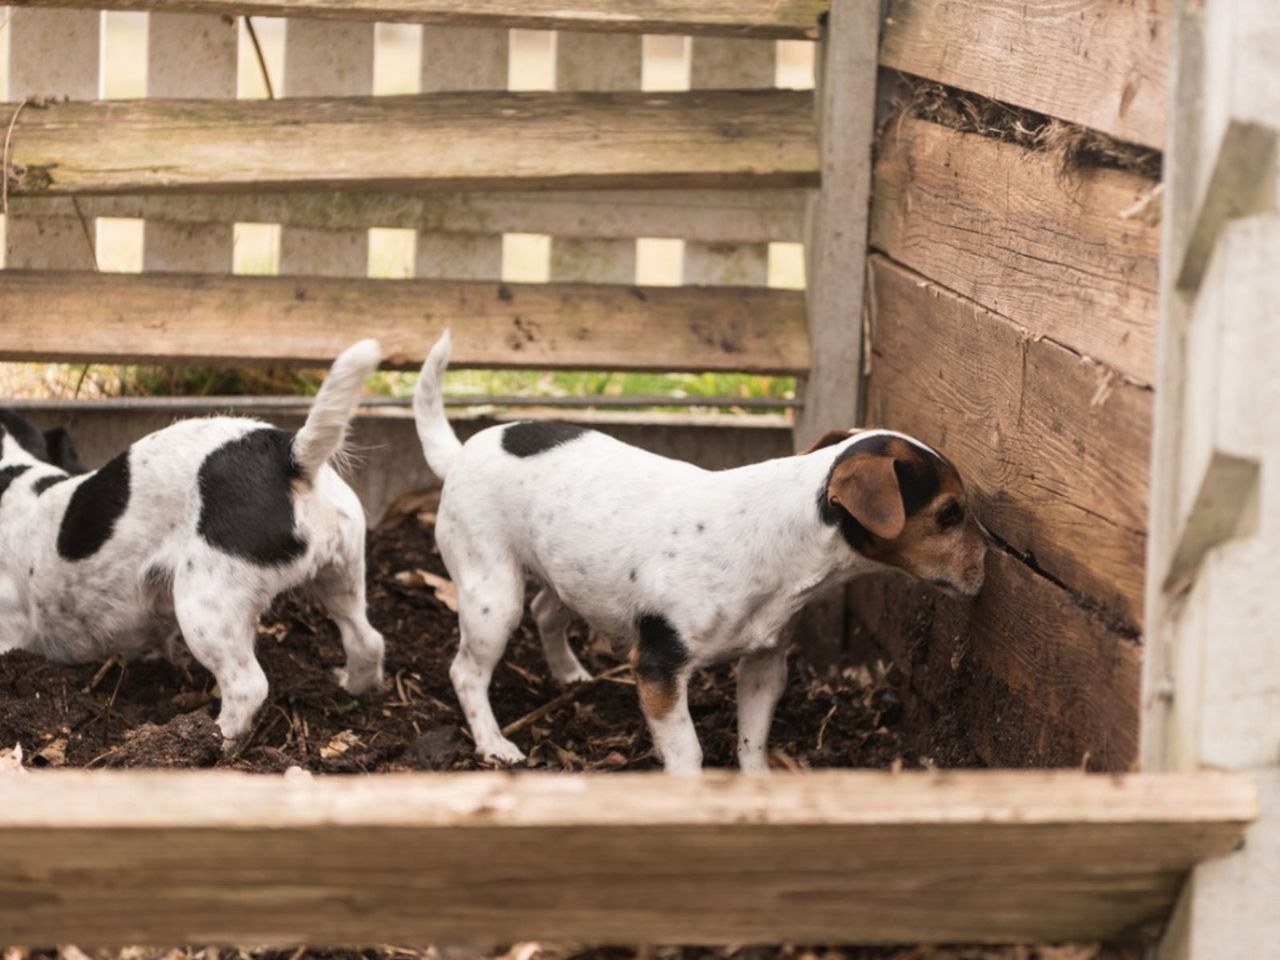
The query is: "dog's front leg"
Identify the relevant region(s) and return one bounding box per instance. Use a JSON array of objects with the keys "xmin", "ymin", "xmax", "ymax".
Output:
[{"xmin": 736, "ymin": 646, "xmax": 788, "ymax": 773}]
